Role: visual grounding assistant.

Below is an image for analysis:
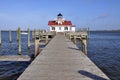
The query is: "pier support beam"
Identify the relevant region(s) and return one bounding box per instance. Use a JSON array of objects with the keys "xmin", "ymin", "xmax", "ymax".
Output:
[
  {"xmin": 28, "ymin": 28, "xmax": 31, "ymax": 49},
  {"xmin": 18, "ymin": 27, "xmax": 21, "ymax": 55}
]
